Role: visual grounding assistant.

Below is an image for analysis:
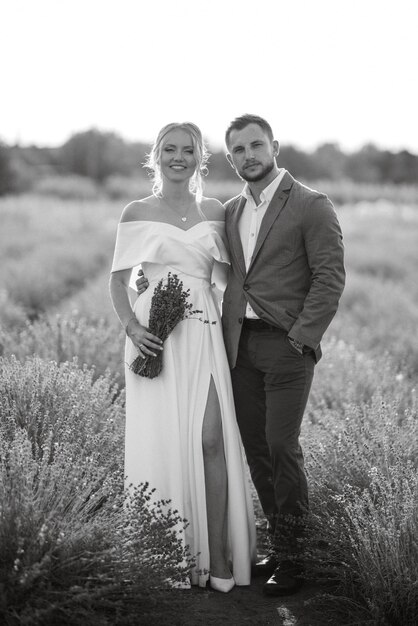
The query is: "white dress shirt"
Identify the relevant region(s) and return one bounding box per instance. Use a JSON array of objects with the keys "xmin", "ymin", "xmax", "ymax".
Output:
[{"xmin": 239, "ymin": 169, "xmax": 286, "ymax": 318}]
